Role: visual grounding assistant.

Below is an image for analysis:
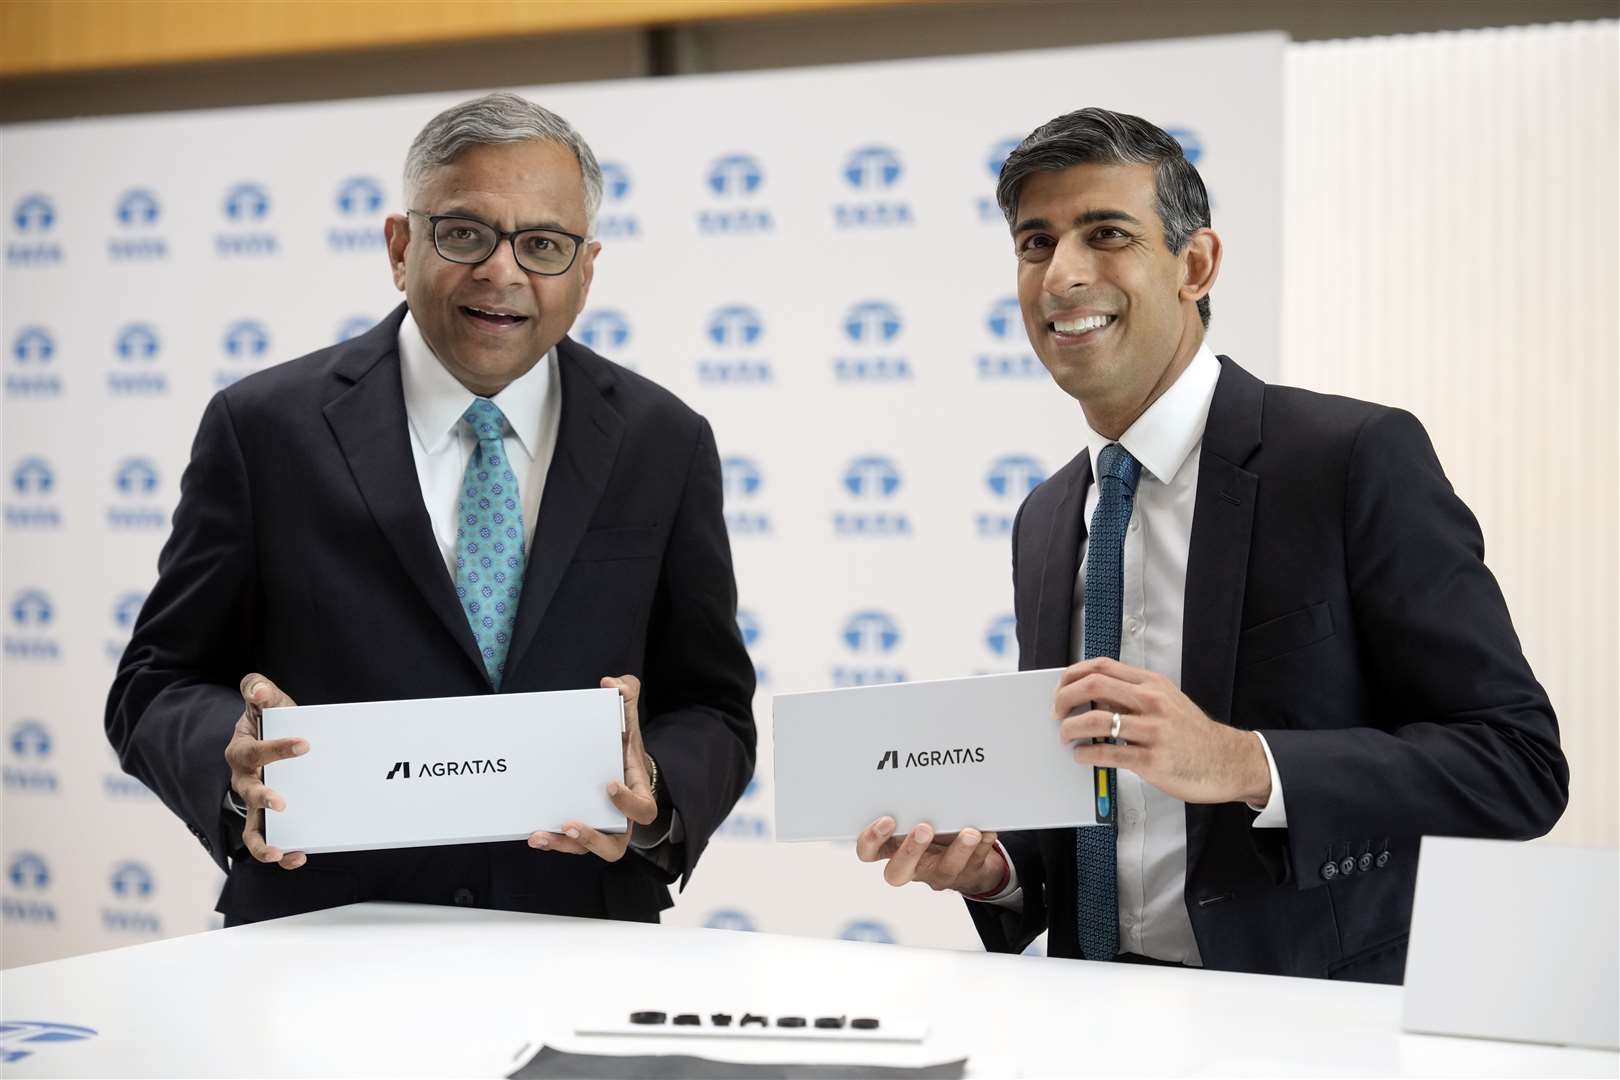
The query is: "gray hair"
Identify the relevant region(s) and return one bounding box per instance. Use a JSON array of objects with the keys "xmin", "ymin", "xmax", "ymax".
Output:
[
  {"xmin": 403, "ymin": 92, "xmax": 604, "ymax": 233},
  {"xmin": 998, "ymin": 107, "xmax": 1212, "ymax": 328}
]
